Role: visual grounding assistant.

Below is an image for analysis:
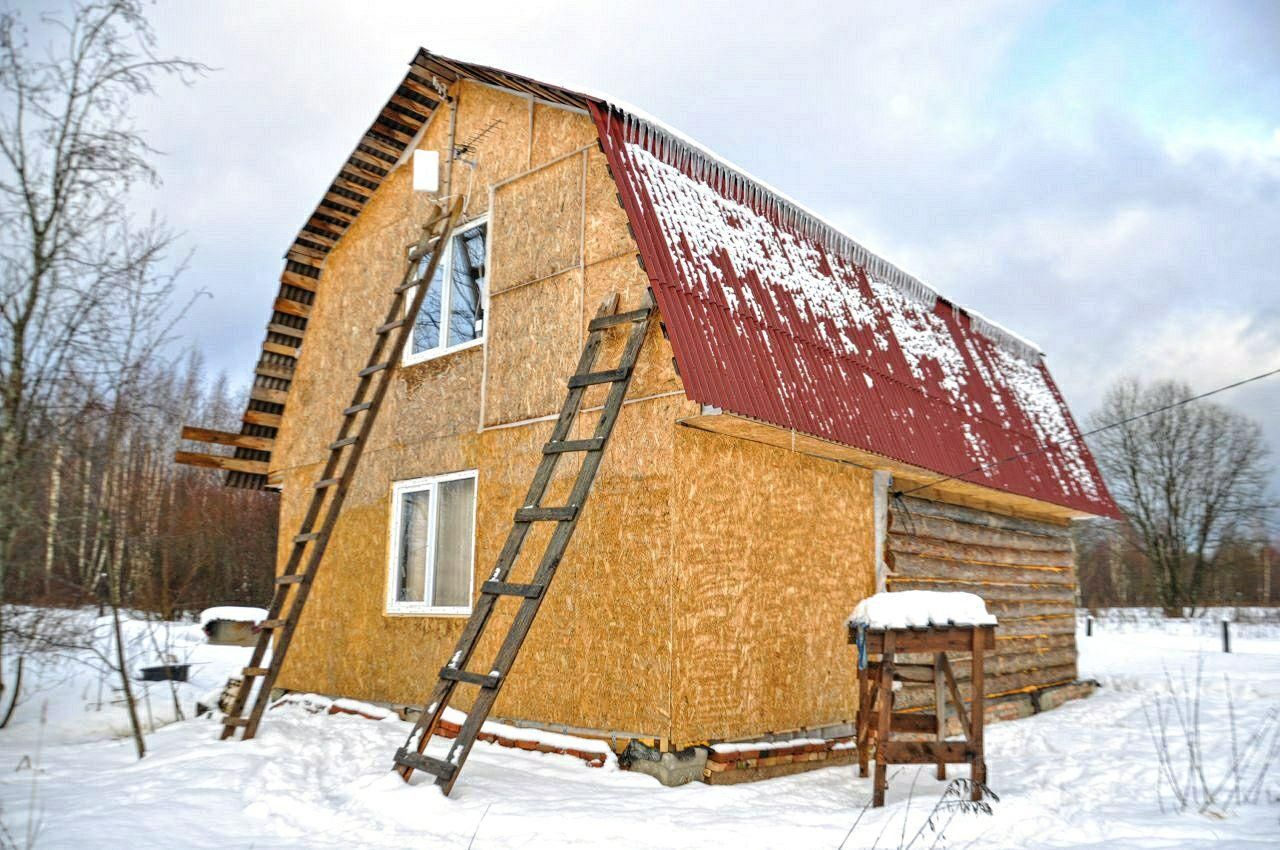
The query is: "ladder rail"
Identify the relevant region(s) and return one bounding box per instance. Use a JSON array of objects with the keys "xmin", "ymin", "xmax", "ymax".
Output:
[
  {"xmin": 395, "ymin": 290, "xmax": 656, "ymax": 794},
  {"xmin": 221, "ymin": 197, "xmax": 463, "ymax": 741}
]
